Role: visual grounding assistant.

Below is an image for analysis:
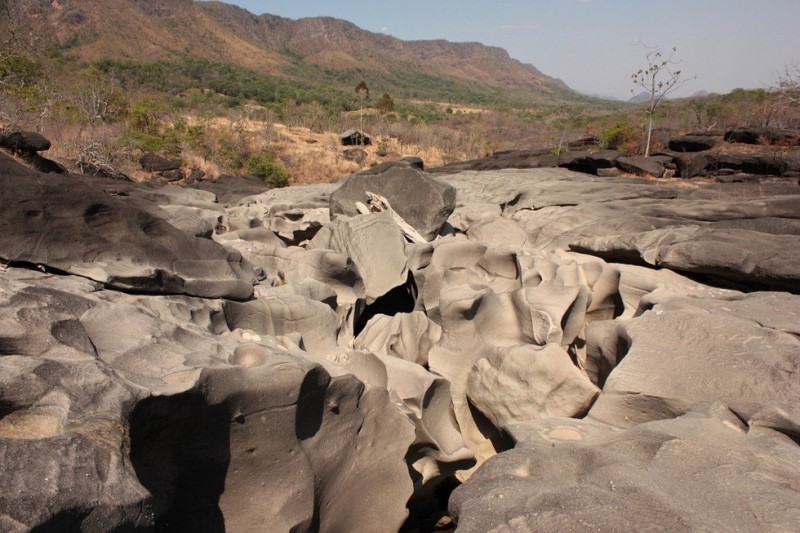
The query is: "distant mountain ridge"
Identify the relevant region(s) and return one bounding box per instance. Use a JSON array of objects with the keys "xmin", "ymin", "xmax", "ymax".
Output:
[
  {"xmin": 200, "ymin": 2, "xmax": 564, "ymax": 91},
  {"xmin": 4, "ymin": 0, "xmax": 584, "ymax": 107}
]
